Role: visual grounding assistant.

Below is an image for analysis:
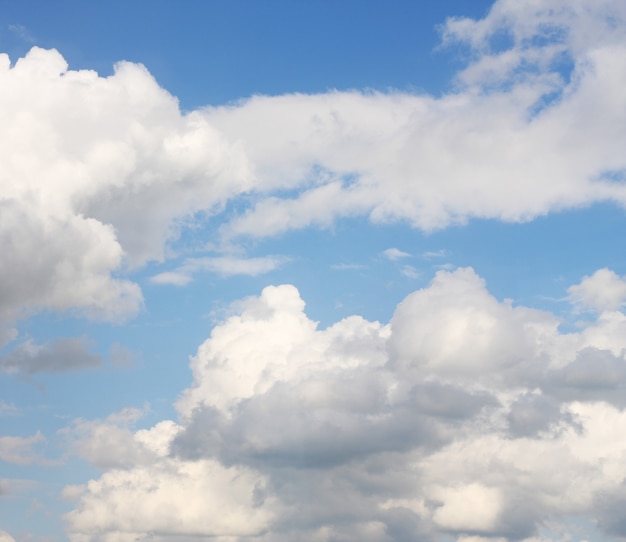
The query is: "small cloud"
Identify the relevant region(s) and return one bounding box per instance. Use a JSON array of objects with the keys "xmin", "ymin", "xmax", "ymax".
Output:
[
  {"xmin": 382, "ymin": 248, "xmax": 411, "ymax": 261},
  {"xmin": 8, "ymin": 24, "xmax": 36, "ymax": 44},
  {"xmin": 0, "ymin": 432, "xmax": 46, "ymax": 465},
  {"xmin": 401, "ymin": 265, "xmax": 421, "ymax": 279},
  {"xmin": 0, "ymin": 401, "xmax": 19, "ymax": 416},
  {"xmin": 150, "ymin": 271, "xmax": 192, "ymax": 286},
  {"xmin": 331, "ymin": 263, "xmax": 366, "ymax": 271},
  {"xmin": 422, "ymin": 249, "xmax": 448, "ymax": 260},
  {"xmin": 568, "ymin": 268, "xmax": 626, "ymax": 313},
  {"xmin": 0, "ymin": 337, "xmax": 102, "ymax": 375},
  {"xmin": 194, "ymin": 255, "xmax": 289, "ymax": 277},
  {"xmin": 151, "ymin": 255, "xmax": 288, "ymax": 285}
]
